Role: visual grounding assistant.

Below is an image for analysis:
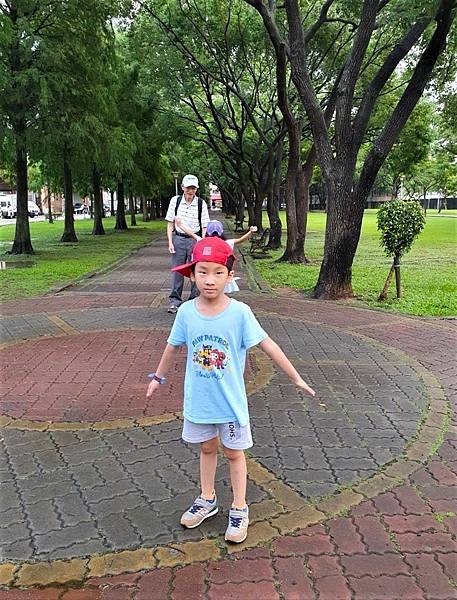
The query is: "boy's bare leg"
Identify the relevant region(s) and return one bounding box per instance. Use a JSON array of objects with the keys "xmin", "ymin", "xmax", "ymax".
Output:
[
  {"xmin": 200, "ymin": 437, "xmax": 218, "ymax": 499},
  {"xmin": 224, "ymin": 447, "xmax": 247, "ymax": 508}
]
